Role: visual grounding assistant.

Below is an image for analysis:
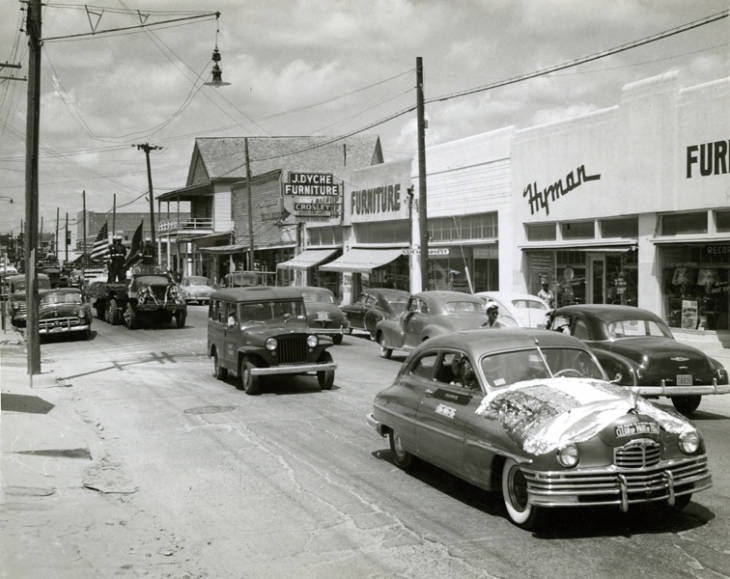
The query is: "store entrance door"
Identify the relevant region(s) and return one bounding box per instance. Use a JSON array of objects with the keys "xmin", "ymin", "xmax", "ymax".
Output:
[{"xmin": 586, "ymin": 253, "xmax": 605, "ymax": 304}]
